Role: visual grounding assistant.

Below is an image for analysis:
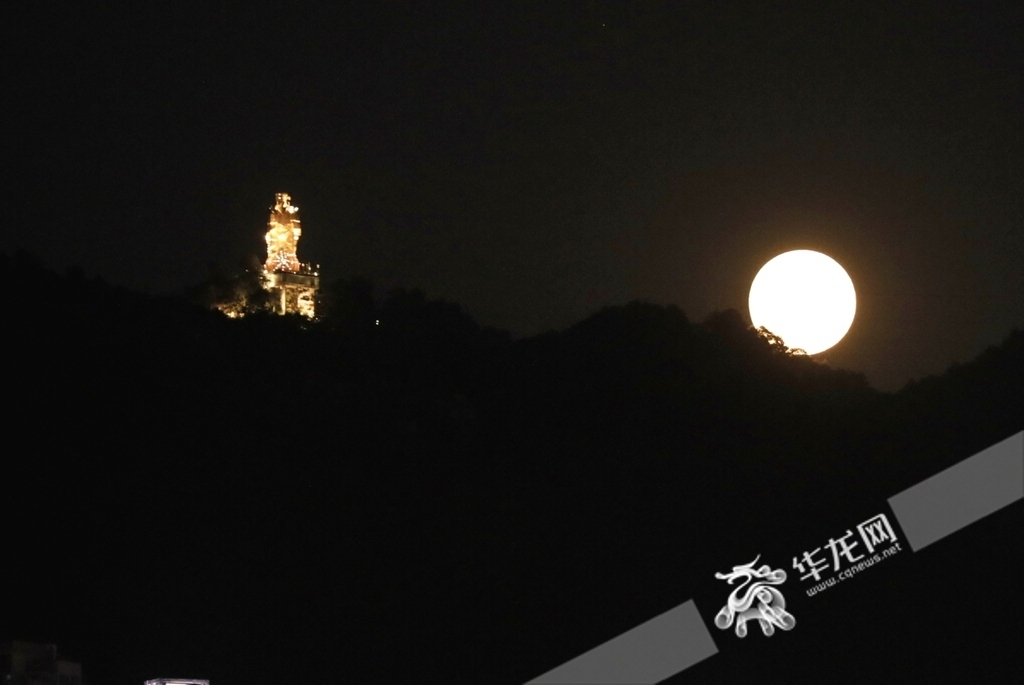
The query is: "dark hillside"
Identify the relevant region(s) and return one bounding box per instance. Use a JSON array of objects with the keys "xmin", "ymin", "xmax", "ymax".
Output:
[{"xmin": 4, "ymin": 253, "xmax": 1020, "ymax": 684}]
